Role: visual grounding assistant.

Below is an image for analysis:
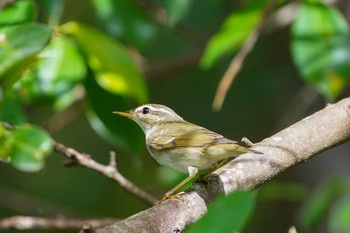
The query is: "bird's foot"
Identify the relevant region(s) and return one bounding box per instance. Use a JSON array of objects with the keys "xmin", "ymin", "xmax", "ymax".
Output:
[{"xmin": 160, "ymin": 193, "xmax": 184, "ymax": 203}]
